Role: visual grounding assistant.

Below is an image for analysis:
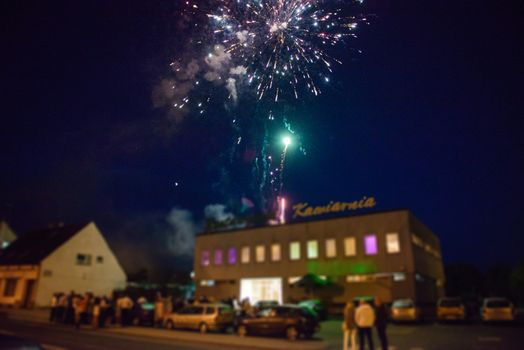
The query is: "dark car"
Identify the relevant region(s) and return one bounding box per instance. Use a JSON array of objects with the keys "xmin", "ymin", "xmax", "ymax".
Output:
[
  {"xmin": 132, "ymin": 302, "xmax": 155, "ymax": 326},
  {"xmin": 236, "ymin": 305, "xmax": 320, "ymax": 340},
  {"xmin": 0, "ymin": 335, "xmax": 43, "ymax": 350},
  {"xmin": 298, "ymin": 299, "xmax": 328, "ymax": 320}
]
